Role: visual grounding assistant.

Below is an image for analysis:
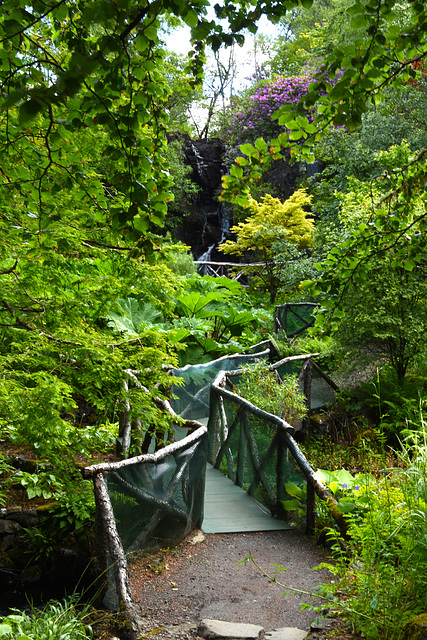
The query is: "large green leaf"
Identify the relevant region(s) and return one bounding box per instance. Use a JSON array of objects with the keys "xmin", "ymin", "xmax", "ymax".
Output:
[
  {"xmin": 284, "ymin": 482, "xmax": 306, "ymax": 500},
  {"xmin": 281, "ymin": 499, "xmax": 301, "ymax": 511},
  {"xmin": 107, "ymin": 298, "xmax": 162, "ymax": 335},
  {"xmin": 175, "ymin": 291, "xmax": 225, "ymax": 317}
]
